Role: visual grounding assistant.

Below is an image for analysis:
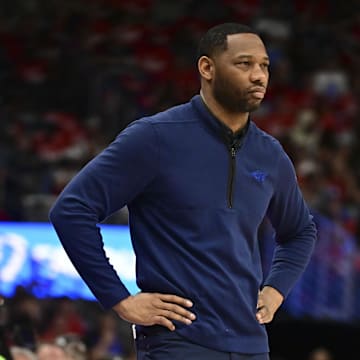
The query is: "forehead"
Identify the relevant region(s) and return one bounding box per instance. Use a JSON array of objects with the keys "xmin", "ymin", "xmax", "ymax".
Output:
[{"xmin": 224, "ymin": 33, "xmax": 268, "ymax": 58}]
